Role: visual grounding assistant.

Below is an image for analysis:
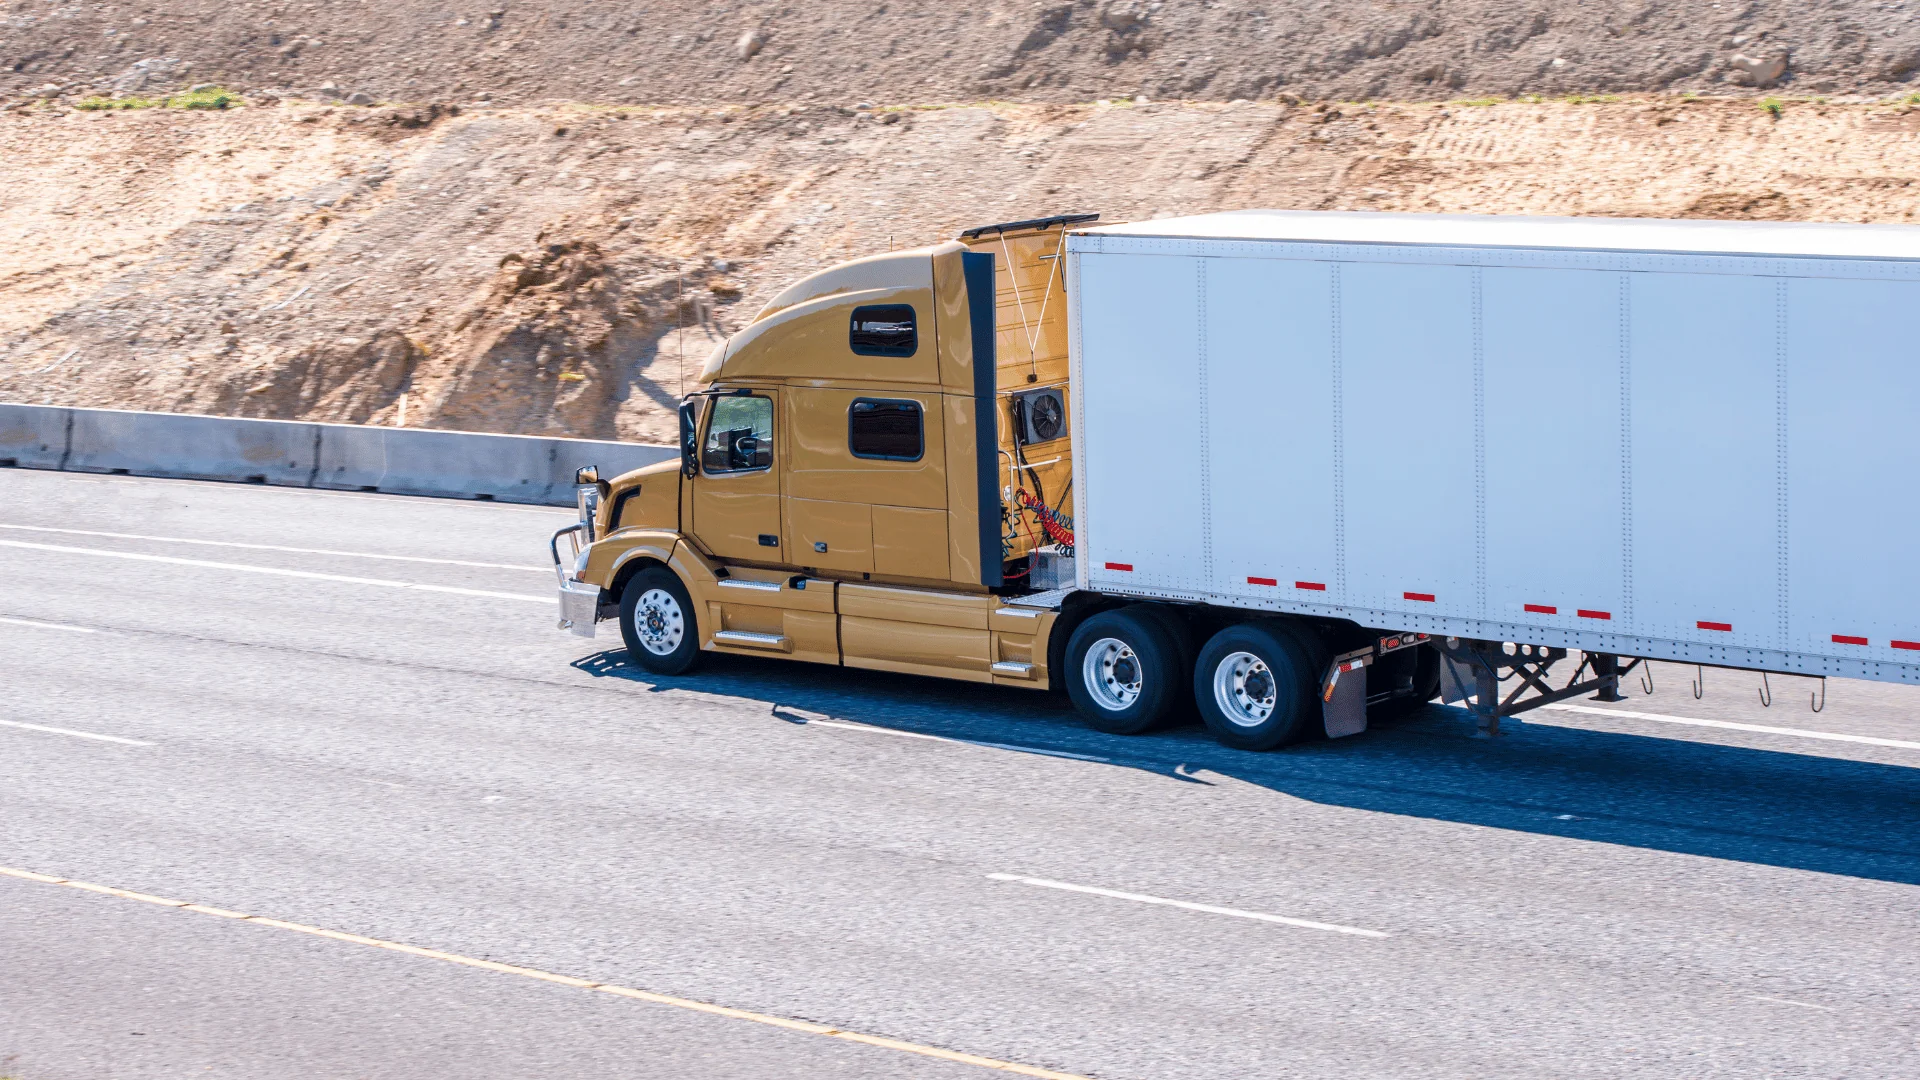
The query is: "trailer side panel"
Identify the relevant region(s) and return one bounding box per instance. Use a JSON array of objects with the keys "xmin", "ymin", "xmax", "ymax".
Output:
[{"xmin": 1069, "ymin": 229, "xmax": 1920, "ymax": 685}]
